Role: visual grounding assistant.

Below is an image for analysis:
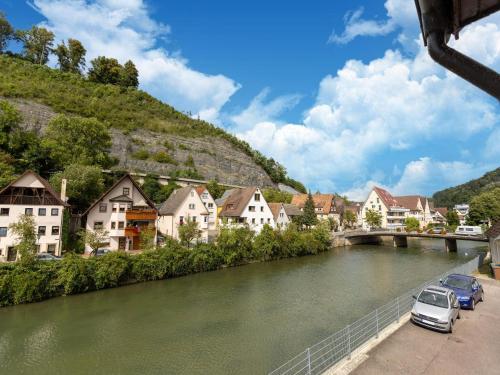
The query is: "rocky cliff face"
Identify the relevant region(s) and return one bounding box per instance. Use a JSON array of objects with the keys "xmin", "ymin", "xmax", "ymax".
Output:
[{"xmin": 8, "ymin": 98, "xmax": 275, "ymax": 187}]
